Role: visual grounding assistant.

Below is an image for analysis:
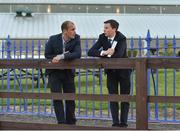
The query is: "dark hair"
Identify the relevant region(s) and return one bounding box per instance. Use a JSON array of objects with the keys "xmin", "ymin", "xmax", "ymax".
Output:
[
  {"xmin": 104, "ymin": 19, "xmax": 119, "ymax": 31},
  {"xmin": 61, "ymin": 21, "xmax": 74, "ymax": 32}
]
